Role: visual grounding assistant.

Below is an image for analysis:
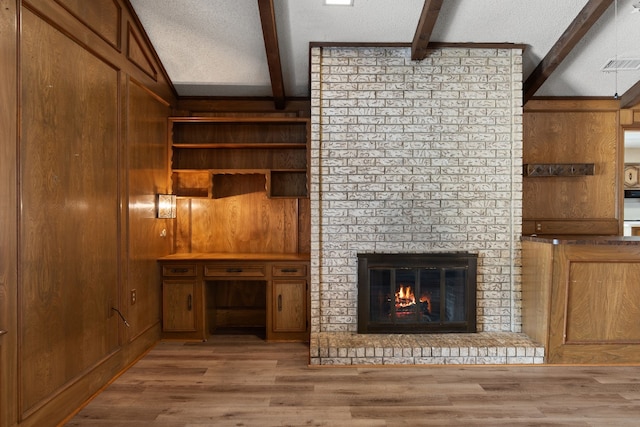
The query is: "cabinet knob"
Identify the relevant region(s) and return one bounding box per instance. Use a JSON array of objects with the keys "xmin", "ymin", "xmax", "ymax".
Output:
[
  {"xmin": 171, "ymin": 268, "xmax": 189, "ymax": 273},
  {"xmin": 281, "ymin": 268, "xmax": 298, "ymax": 273},
  {"xmin": 187, "ymin": 294, "xmax": 192, "ymax": 311},
  {"xmin": 0, "ymin": 330, "xmax": 6, "ymax": 336},
  {"xmin": 278, "ymin": 294, "xmax": 282, "ymax": 311},
  {"xmin": 226, "ymin": 268, "xmax": 243, "ymax": 273}
]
